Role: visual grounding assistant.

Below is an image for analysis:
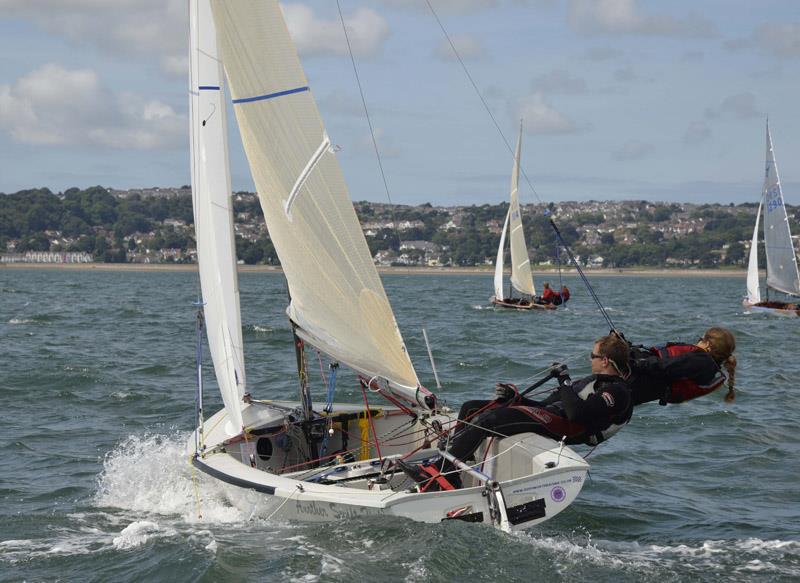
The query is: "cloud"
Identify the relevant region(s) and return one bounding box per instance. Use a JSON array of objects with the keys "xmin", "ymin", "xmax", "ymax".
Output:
[
  {"xmin": 434, "ymin": 33, "xmax": 486, "ymax": 61},
  {"xmin": 705, "ymin": 92, "xmax": 762, "ymax": 120},
  {"xmin": 0, "ymin": 0, "xmax": 187, "ymax": 77},
  {"xmin": 568, "ymin": 0, "xmax": 714, "ymax": 37},
  {"xmin": 354, "ymin": 127, "xmax": 401, "ymax": 159},
  {"xmin": 727, "ymin": 23, "xmax": 800, "ymax": 59},
  {"xmin": 375, "ymin": 0, "xmax": 556, "ymax": 15},
  {"xmin": 612, "ymin": 141, "xmax": 654, "ymax": 161},
  {"xmin": 0, "ymin": 64, "xmax": 184, "ymax": 149},
  {"xmin": 281, "ymin": 4, "xmax": 389, "ymax": 58},
  {"xmin": 531, "ymin": 70, "xmax": 587, "ymax": 94},
  {"xmin": 376, "ymin": 0, "xmax": 498, "ymax": 15},
  {"xmin": 683, "ymin": 121, "xmax": 711, "ymax": 145},
  {"xmin": 512, "ymin": 93, "xmax": 577, "ymax": 134}
]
